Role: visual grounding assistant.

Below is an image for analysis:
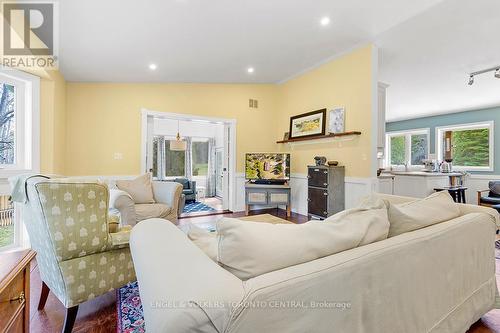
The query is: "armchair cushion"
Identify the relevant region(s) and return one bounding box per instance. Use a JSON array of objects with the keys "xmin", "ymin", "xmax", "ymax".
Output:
[
  {"xmin": 480, "ymin": 196, "xmax": 500, "ymax": 205},
  {"xmin": 489, "ymin": 181, "xmax": 500, "ymax": 197},
  {"xmin": 135, "ymin": 203, "xmax": 172, "ymax": 221},
  {"xmin": 116, "ymin": 174, "xmax": 155, "ymax": 204},
  {"xmin": 108, "ymin": 227, "xmax": 132, "ymax": 249},
  {"xmin": 183, "ymin": 189, "xmax": 195, "ymax": 195}
]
